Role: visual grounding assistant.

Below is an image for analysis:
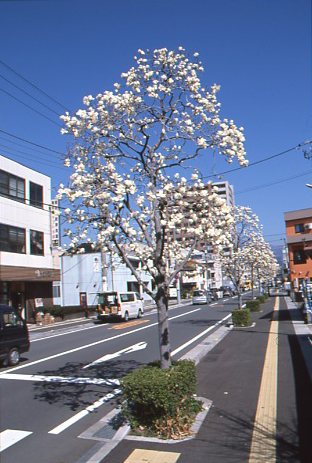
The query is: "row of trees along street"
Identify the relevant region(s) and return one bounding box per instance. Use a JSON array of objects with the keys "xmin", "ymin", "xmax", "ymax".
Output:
[{"xmin": 57, "ymin": 47, "xmax": 279, "ymax": 369}]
